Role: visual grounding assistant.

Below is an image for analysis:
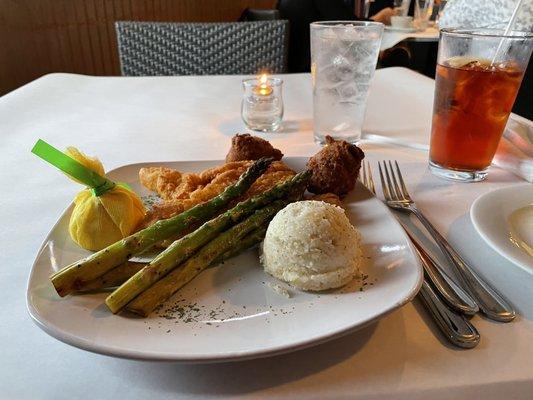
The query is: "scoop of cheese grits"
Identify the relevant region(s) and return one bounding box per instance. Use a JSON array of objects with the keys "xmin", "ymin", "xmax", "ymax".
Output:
[{"xmin": 260, "ymin": 200, "xmax": 362, "ymax": 291}]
